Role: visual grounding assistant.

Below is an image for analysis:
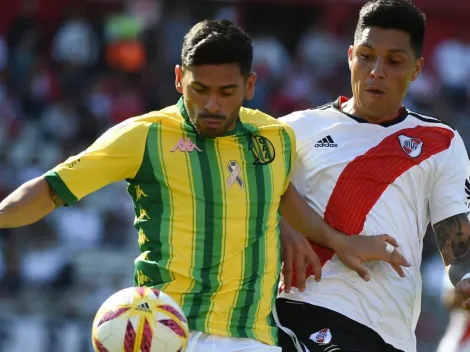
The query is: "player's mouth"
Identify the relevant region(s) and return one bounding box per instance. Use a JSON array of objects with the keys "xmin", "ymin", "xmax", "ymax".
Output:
[
  {"xmin": 200, "ymin": 118, "xmax": 224, "ymax": 128},
  {"xmin": 366, "ymin": 88, "xmax": 385, "ymax": 98}
]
